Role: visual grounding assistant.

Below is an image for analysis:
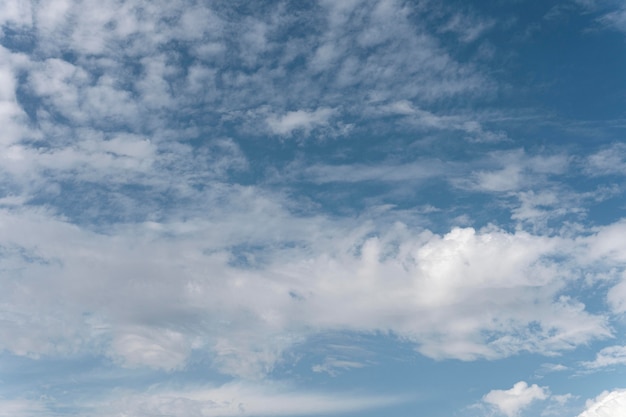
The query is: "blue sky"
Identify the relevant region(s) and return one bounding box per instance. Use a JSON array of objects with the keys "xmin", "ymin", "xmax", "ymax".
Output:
[{"xmin": 1, "ymin": 0, "xmax": 626, "ymax": 416}]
